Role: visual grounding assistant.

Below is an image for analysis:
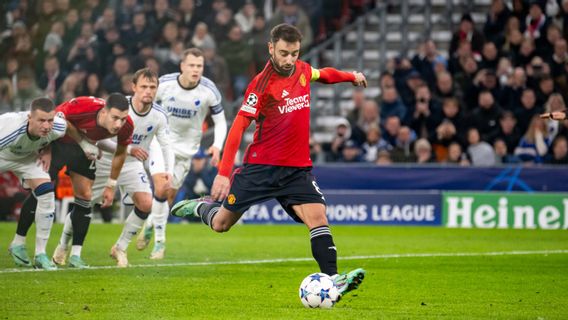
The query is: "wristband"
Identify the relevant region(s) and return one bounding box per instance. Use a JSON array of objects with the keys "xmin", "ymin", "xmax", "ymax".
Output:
[{"xmin": 106, "ymin": 178, "xmax": 117, "ymax": 189}]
